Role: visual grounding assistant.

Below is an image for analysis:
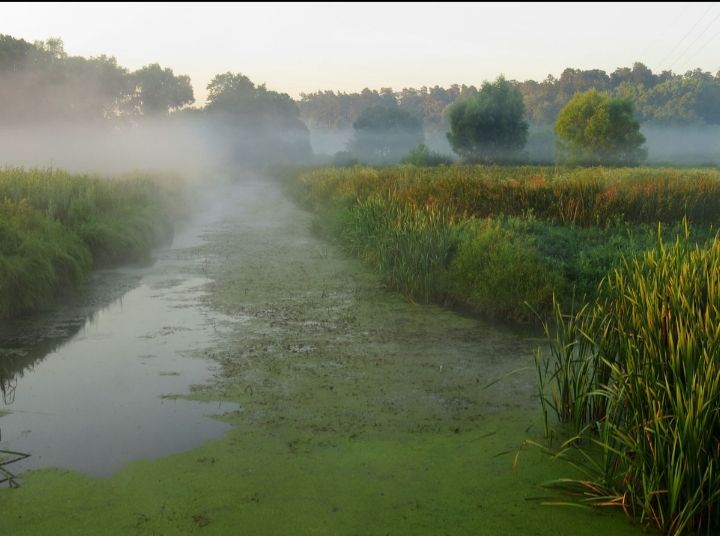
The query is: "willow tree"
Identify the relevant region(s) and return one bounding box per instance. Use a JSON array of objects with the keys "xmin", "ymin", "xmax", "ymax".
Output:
[
  {"xmin": 555, "ymin": 89, "xmax": 646, "ymax": 166},
  {"xmin": 446, "ymin": 76, "xmax": 528, "ymax": 163}
]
